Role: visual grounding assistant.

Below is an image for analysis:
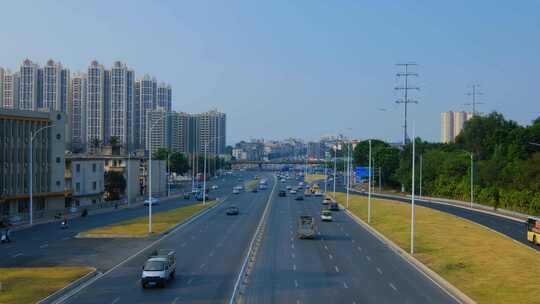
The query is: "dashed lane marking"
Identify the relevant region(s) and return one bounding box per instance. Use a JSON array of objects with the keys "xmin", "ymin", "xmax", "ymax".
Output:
[
  {"xmin": 329, "ymin": 254, "xmax": 333, "ymax": 260},
  {"xmin": 12, "ymin": 253, "xmax": 23, "ymax": 258},
  {"xmin": 334, "ymin": 266, "xmax": 340, "ymax": 273},
  {"xmin": 389, "ymin": 283, "xmax": 397, "ymax": 291},
  {"xmin": 39, "ymin": 244, "xmax": 49, "ymax": 249},
  {"xmin": 366, "ymin": 256, "xmax": 371, "ymax": 262},
  {"xmin": 377, "ymin": 267, "xmax": 383, "ymax": 275},
  {"xmin": 111, "ymin": 297, "xmax": 120, "ymax": 304},
  {"xmin": 294, "ymin": 280, "xmax": 299, "ymax": 288},
  {"xmin": 343, "ymin": 282, "xmax": 349, "ymax": 289}
]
